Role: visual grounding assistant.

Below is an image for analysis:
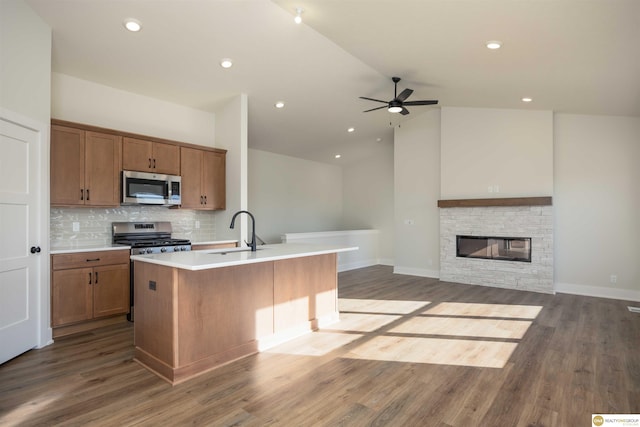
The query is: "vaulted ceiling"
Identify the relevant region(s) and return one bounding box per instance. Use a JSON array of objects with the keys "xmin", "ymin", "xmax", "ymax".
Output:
[{"xmin": 25, "ymin": 0, "xmax": 640, "ymax": 165}]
